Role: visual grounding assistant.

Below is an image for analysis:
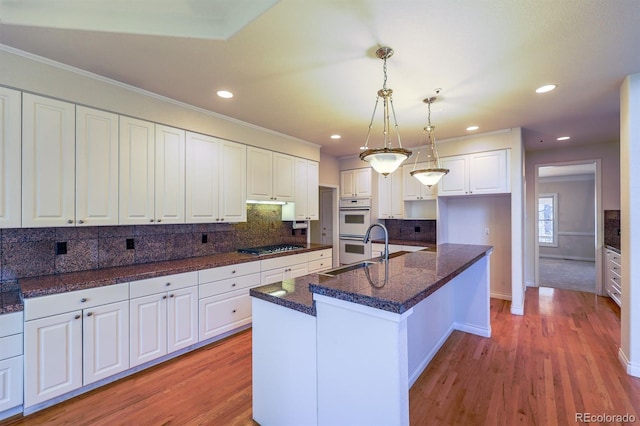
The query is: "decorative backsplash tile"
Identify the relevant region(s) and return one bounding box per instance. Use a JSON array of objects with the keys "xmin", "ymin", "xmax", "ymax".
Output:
[
  {"xmin": 0, "ymin": 204, "xmax": 305, "ymax": 286},
  {"xmin": 384, "ymin": 219, "xmax": 437, "ymax": 243},
  {"xmin": 604, "ymin": 210, "xmax": 621, "ymax": 250}
]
